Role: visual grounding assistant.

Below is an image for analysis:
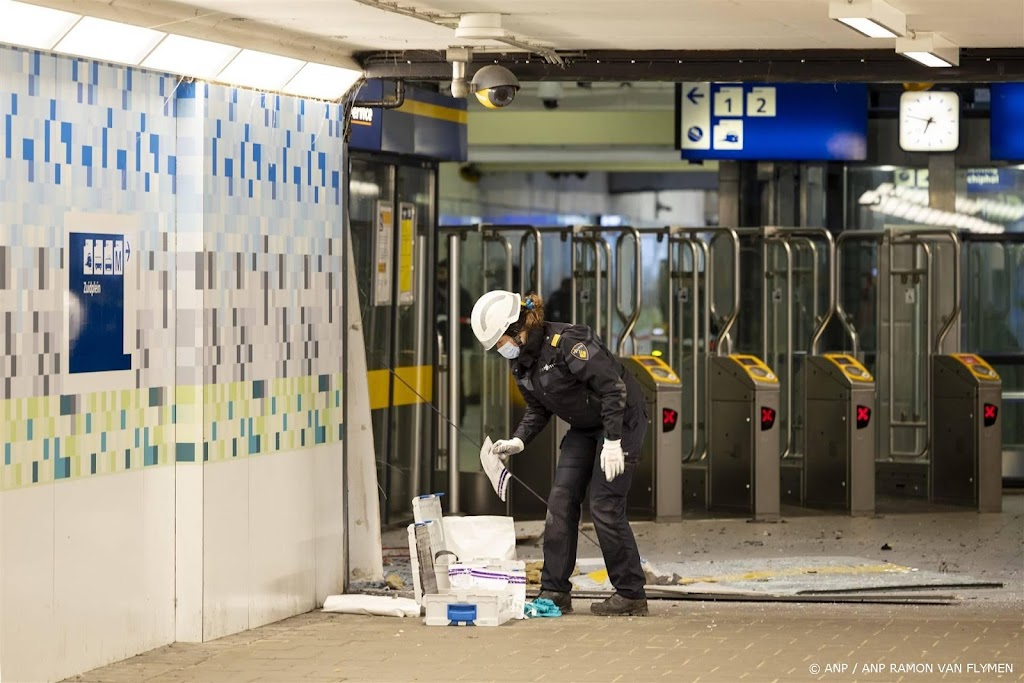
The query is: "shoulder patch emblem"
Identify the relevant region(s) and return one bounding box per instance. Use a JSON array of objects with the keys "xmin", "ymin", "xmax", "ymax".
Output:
[{"xmin": 570, "ymin": 342, "xmax": 589, "ymax": 361}]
